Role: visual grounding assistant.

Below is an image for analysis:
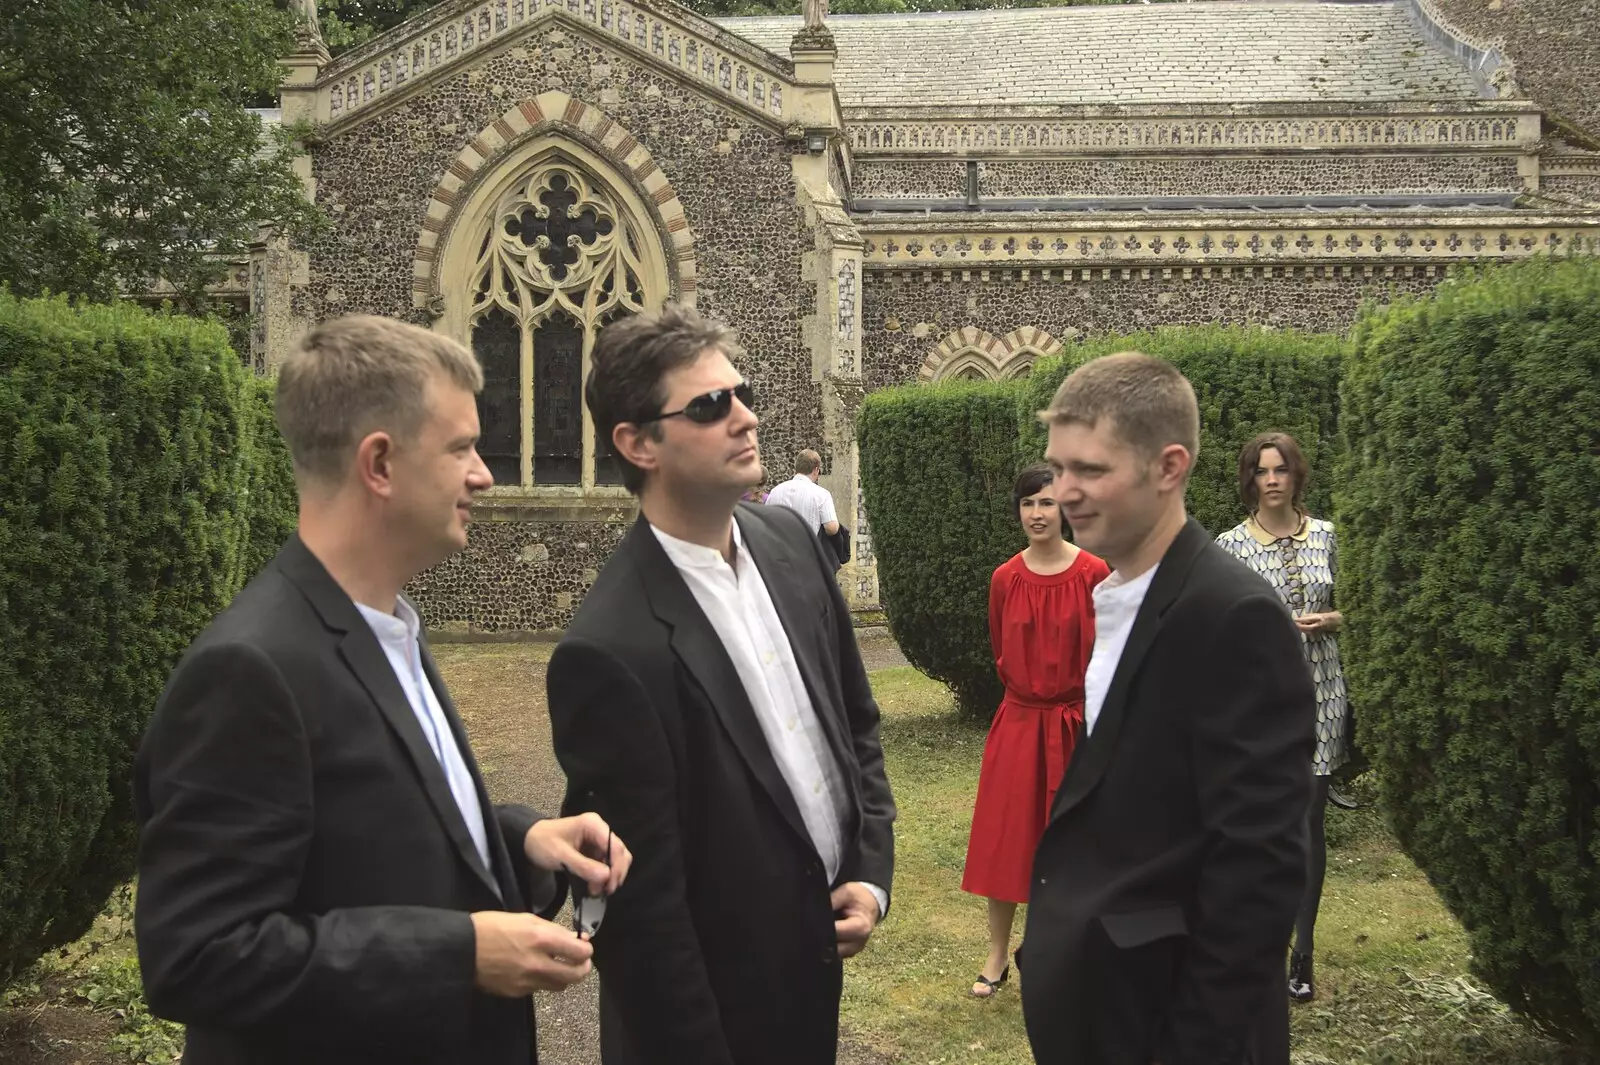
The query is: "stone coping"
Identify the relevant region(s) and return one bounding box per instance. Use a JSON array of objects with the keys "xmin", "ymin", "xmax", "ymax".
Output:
[{"xmin": 317, "ymin": 0, "xmax": 792, "ymax": 130}]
